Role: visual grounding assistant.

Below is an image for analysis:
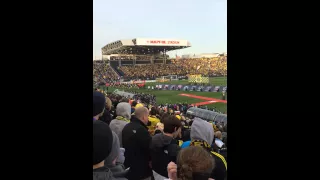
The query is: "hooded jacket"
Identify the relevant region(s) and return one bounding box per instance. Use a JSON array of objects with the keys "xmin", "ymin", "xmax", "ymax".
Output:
[
  {"xmin": 105, "ymin": 132, "xmax": 127, "ymax": 179},
  {"xmin": 109, "ymin": 102, "xmax": 131, "ymax": 147},
  {"xmin": 150, "ymin": 133, "xmax": 181, "ymax": 178},
  {"xmin": 191, "ymin": 117, "xmax": 214, "ymax": 145},
  {"xmin": 190, "ymin": 117, "xmax": 227, "ymax": 180}
]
